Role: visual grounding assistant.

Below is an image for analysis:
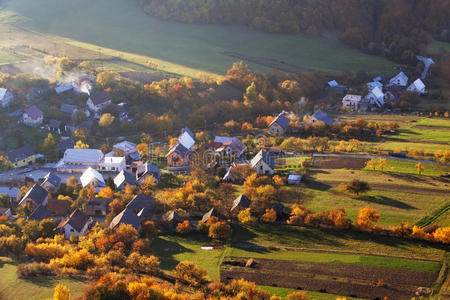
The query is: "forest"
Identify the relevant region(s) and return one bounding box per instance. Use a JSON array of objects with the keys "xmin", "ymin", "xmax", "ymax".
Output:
[{"xmin": 138, "ymin": 0, "xmax": 449, "ymax": 64}]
